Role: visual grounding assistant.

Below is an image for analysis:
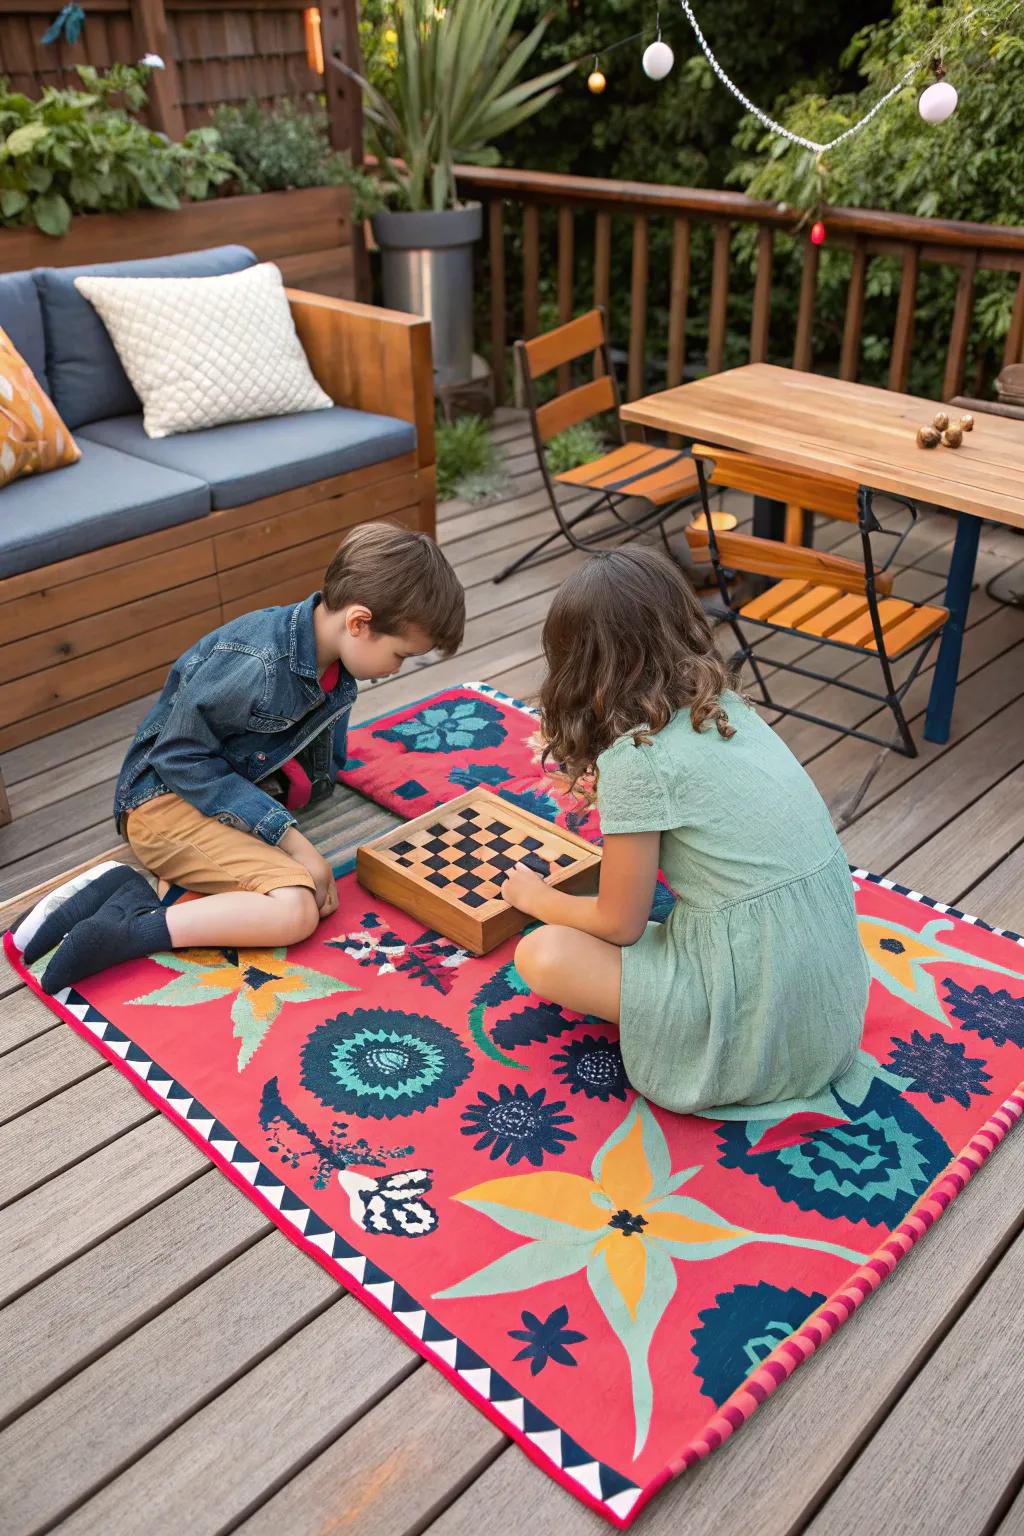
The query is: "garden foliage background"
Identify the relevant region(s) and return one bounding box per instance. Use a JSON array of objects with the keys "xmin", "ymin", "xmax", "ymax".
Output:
[{"xmin": 362, "ymin": 0, "xmax": 1024, "ymax": 396}]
